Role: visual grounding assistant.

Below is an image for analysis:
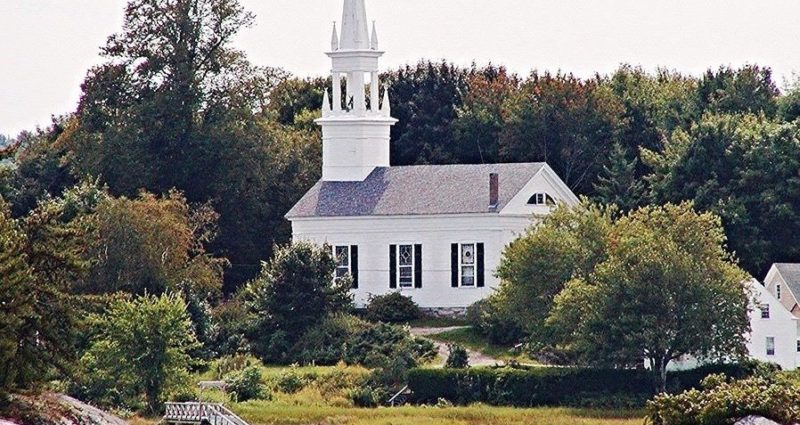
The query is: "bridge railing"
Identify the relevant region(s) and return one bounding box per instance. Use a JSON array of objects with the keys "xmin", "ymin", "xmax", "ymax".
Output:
[{"xmin": 164, "ymin": 402, "xmax": 246, "ymax": 425}]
